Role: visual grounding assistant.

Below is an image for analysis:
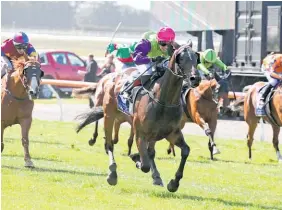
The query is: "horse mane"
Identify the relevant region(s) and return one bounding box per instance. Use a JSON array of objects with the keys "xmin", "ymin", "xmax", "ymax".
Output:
[
  {"xmin": 168, "ymin": 43, "xmax": 192, "ymax": 70},
  {"xmin": 11, "ymin": 56, "xmax": 40, "ymax": 75}
]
